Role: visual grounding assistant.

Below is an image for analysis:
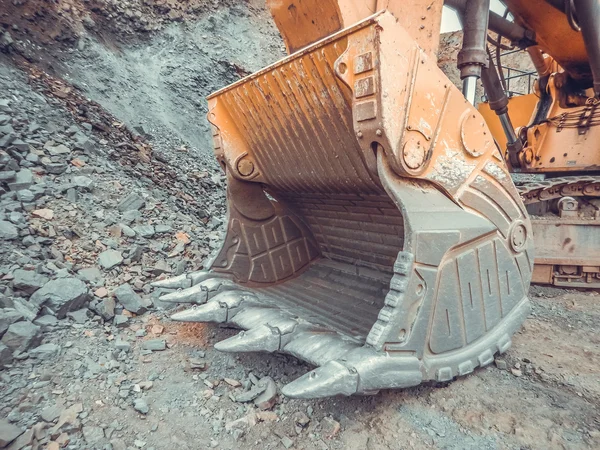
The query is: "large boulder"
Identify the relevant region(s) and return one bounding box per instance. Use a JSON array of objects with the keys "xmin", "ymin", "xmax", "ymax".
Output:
[
  {"xmin": 0, "ymin": 308, "xmax": 24, "ymax": 338},
  {"xmin": 30, "ymin": 278, "xmax": 90, "ymax": 319},
  {"xmin": 0, "ymin": 419, "xmax": 23, "ymax": 447},
  {"xmin": 1, "ymin": 321, "xmax": 42, "ymax": 352},
  {"xmin": 113, "ymin": 284, "xmax": 151, "ymax": 315},
  {"xmin": 12, "ymin": 269, "xmax": 49, "ymax": 295},
  {"xmin": 0, "ymin": 343, "xmax": 13, "ymax": 368},
  {"xmin": 0, "ymin": 220, "xmax": 18, "ymax": 240}
]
